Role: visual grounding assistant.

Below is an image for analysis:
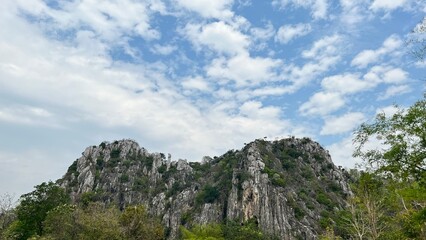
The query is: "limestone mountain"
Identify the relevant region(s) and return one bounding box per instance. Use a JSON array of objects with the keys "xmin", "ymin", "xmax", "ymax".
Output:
[{"xmin": 58, "ymin": 137, "xmax": 351, "ymax": 239}]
